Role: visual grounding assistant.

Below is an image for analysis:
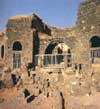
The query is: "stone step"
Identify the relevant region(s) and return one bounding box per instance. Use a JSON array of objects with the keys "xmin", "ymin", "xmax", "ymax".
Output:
[{"xmin": 65, "ymin": 68, "xmax": 75, "ymax": 75}]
